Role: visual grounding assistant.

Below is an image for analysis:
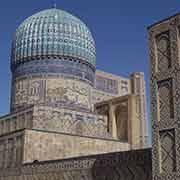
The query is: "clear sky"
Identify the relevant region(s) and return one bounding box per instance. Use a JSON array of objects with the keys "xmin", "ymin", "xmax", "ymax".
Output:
[{"xmin": 0, "ymin": 0, "xmax": 180, "ymax": 143}]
